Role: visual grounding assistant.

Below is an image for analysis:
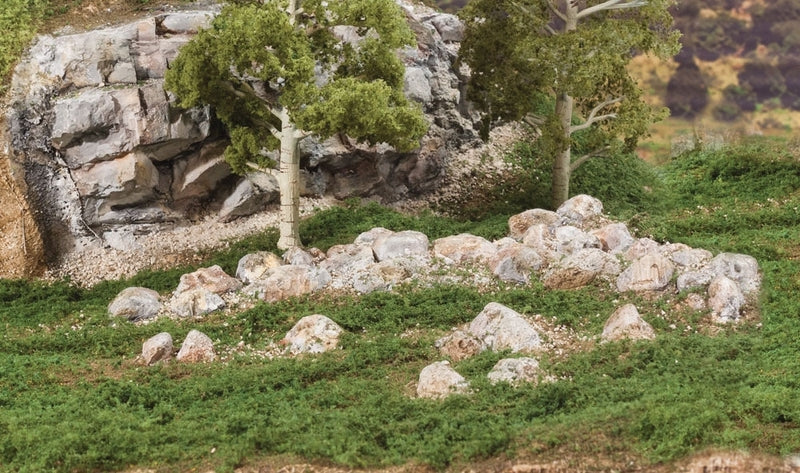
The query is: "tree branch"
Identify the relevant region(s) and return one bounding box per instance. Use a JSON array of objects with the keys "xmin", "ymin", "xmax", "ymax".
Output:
[
  {"xmin": 547, "ymin": 0, "xmax": 568, "ymax": 22},
  {"xmin": 570, "ymin": 146, "xmax": 610, "ymax": 172},
  {"xmin": 577, "ymin": 0, "xmax": 648, "ymax": 19},
  {"xmin": 246, "ymin": 162, "xmax": 278, "ymax": 176},
  {"xmin": 569, "ymin": 97, "xmax": 623, "ymax": 134}
]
